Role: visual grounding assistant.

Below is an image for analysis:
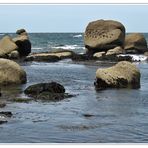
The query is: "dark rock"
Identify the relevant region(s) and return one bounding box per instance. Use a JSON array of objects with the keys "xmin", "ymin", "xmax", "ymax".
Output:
[
  {"xmin": 13, "ymin": 29, "xmax": 31, "ymax": 57},
  {"xmin": 13, "ymin": 35, "xmax": 31, "ymax": 57},
  {"xmin": 83, "ymin": 114, "xmax": 95, "ymax": 118},
  {"xmin": 72, "ymin": 53, "xmax": 91, "ymax": 61},
  {"xmin": 24, "ymin": 82, "xmax": 73, "ymax": 101},
  {"xmin": 0, "ymin": 111, "xmax": 12, "ymax": 124},
  {"xmin": 0, "ymin": 102, "xmax": 6, "ymax": 108},
  {"xmin": 16, "ymin": 29, "xmax": 27, "ymax": 35},
  {"xmin": 0, "ymin": 111, "xmax": 12, "ymax": 117}
]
